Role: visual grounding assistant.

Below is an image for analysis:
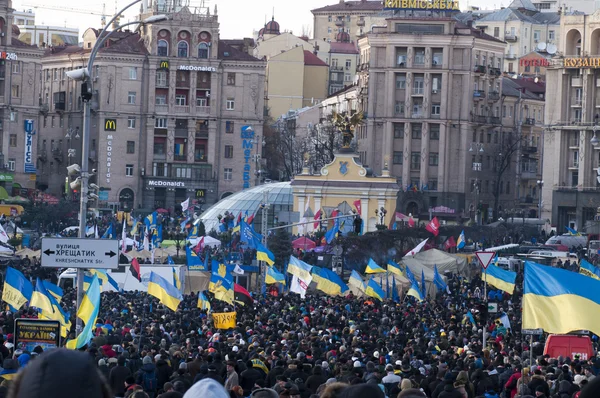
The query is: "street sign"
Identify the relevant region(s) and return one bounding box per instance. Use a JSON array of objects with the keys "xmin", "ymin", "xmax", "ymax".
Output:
[
  {"xmin": 522, "ymin": 328, "xmax": 544, "ymax": 335},
  {"xmin": 488, "ymin": 302, "xmax": 498, "ymax": 313},
  {"xmin": 476, "ymin": 251, "xmax": 496, "ymax": 269},
  {"xmin": 41, "ymin": 237, "xmax": 119, "ymax": 269}
]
